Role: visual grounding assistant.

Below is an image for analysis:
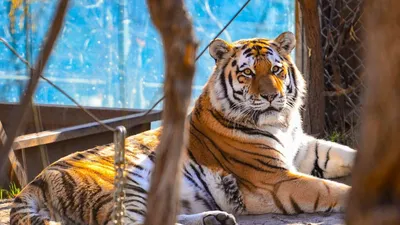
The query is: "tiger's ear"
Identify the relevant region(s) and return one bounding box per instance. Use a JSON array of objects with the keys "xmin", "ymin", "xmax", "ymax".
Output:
[
  {"xmin": 274, "ymin": 32, "xmax": 296, "ymax": 56},
  {"xmin": 209, "ymin": 39, "xmax": 232, "ymax": 62}
]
